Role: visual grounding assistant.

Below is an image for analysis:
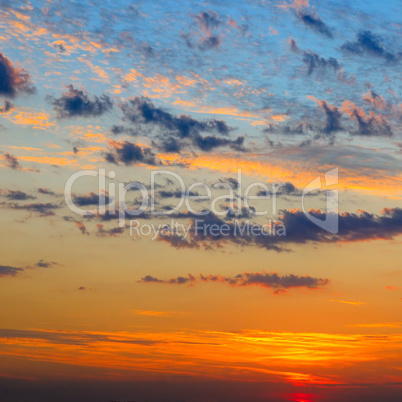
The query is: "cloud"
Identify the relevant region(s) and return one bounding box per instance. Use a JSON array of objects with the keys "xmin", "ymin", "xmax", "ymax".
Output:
[
  {"xmin": 195, "ymin": 10, "xmax": 221, "ymax": 32},
  {"xmin": 158, "ymin": 189, "xmax": 199, "ymax": 199},
  {"xmin": 96, "ymin": 224, "xmax": 124, "ymax": 237},
  {"xmin": 330, "ymin": 300, "xmax": 365, "ymax": 305},
  {"xmin": 37, "ymin": 188, "xmax": 57, "ymax": 196},
  {"xmin": 73, "ymin": 192, "xmax": 110, "ymax": 206},
  {"xmin": 183, "ymin": 10, "xmax": 222, "ymax": 51},
  {"xmin": 0, "ymin": 99, "xmax": 13, "ymax": 113},
  {"xmin": 1, "ymin": 201, "xmax": 60, "ymax": 216},
  {"xmin": 121, "ymin": 97, "xmax": 232, "ymax": 137},
  {"xmin": 302, "ymin": 51, "xmax": 340, "ymax": 76},
  {"xmin": 297, "ymin": 12, "xmax": 333, "ymax": 38},
  {"xmin": 105, "ymin": 141, "xmax": 160, "ymax": 166},
  {"xmin": 139, "ymin": 271, "xmax": 329, "ymax": 294},
  {"xmin": 341, "ymin": 31, "xmax": 400, "ymax": 62},
  {"xmin": 289, "ymin": 39, "xmax": 340, "ymax": 76},
  {"xmin": 257, "ymin": 182, "xmax": 314, "ymax": 197},
  {"xmin": 47, "ymin": 85, "xmax": 113, "ymax": 118},
  {"xmin": 132, "ymin": 310, "xmax": 173, "ymax": 317},
  {"xmin": 193, "ymin": 134, "xmax": 245, "ymax": 152},
  {"xmin": 2, "ymin": 153, "xmax": 21, "ymax": 169},
  {"xmin": 74, "ymin": 220, "xmax": 89, "ymax": 235},
  {"xmin": 155, "ymin": 137, "xmax": 182, "ymax": 153},
  {"xmin": 289, "ymin": 37, "xmax": 300, "ymax": 52},
  {"xmin": 2, "ymin": 190, "xmax": 36, "ymax": 200},
  {"xmin": 34, "ymin": 259, "xmax": 57, "ymax": 268},
  {"xmin": 110, "ymin": 125, "xmax": 138, "ymax": 136},
  {"xmin": 341, "ymin": 101, "xmax": 393, "ymax": 136},
  {"xmin": 0, "ymin": 259, "xmax": 57, "ymax": 278},
  {"xmin": 158, "ymin": 208, "xmax": 402, "ymax": 252},
  {"xmin": 307, "ymin": 96, "xmax": 343, "ymax": 140},
  {"xmin": 0, "ymin": 265, "xmax": 23, "ymax": 277},
  {"xmin": 362, "ymin": 90, "xmax": 387, "ymax": 109},
  {"xmin": 0, "ymin": 52, "xmax": 36, "ymax": 98},
  {"xmin": 119, "ymin": 97, "xmax": 244, "ymax": 152}
]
